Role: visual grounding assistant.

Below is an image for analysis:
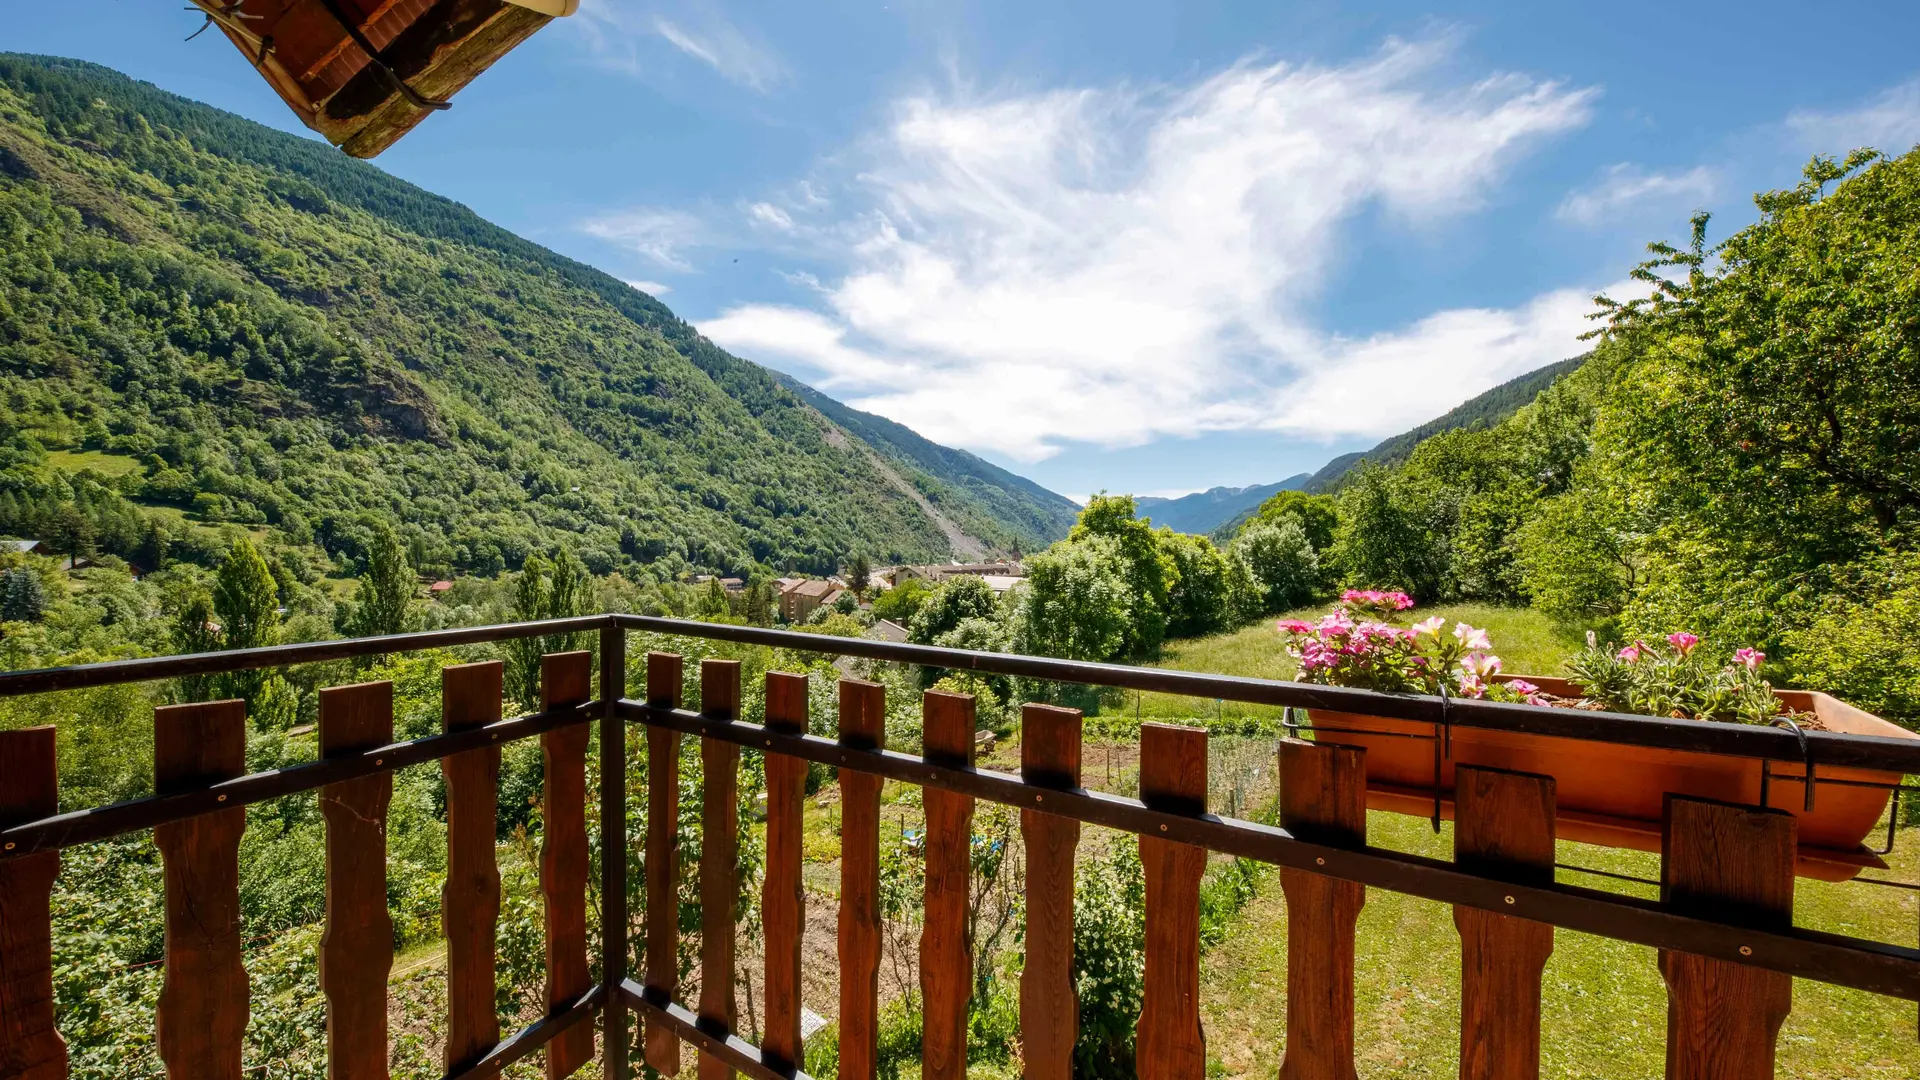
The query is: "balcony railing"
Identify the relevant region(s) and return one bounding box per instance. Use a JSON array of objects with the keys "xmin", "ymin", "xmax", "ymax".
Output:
[{"xmin": 2, "ymin": 613, "xmax": 1918, "ymax": 1079}]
